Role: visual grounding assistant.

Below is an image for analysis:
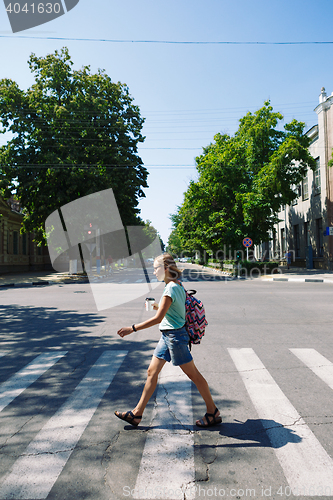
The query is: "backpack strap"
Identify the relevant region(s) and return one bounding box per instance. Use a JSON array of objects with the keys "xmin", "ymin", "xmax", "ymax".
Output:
[{"xmin": 179, "ymin": 281, "xmax": 197, "ymax": 297}]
